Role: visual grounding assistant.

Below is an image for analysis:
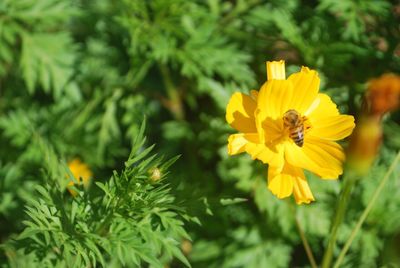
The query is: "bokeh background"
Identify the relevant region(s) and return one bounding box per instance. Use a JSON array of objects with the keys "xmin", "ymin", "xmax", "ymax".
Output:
[{"xmin": 1, "ymin": 0, "xmax": 400, "ymax": 267}]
